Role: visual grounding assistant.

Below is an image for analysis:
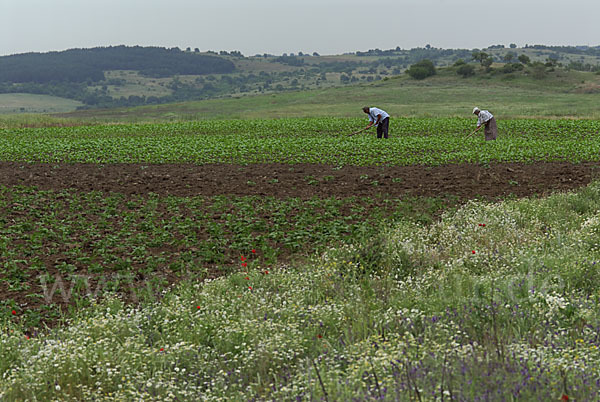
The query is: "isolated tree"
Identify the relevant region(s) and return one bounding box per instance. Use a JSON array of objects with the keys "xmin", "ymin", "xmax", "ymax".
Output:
[
  {"xmin": 481, "ymin": 57, "xmax": 493, "ymax": 68},
  {"xmin": 472, "ymin": 51, "xmax": 489, "ymax": 65},
  {"xmin": 509, "ymin": 43, "xmax": 517, "ymax": 49},
  {"xmin": 518, "ymin": 54, "xmax": 530, "ymax": 65}
]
